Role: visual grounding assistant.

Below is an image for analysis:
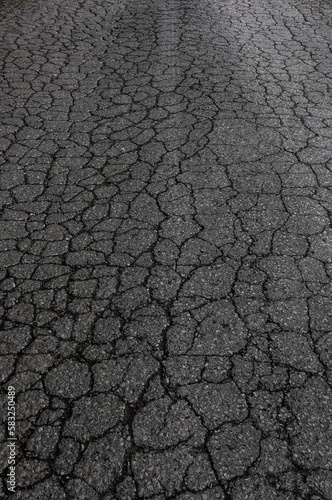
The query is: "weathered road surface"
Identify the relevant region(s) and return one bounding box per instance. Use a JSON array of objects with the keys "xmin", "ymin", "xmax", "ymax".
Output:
[{"xmin": 1, "ymin": 0, "xmax": 332, "ymax": 498}]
